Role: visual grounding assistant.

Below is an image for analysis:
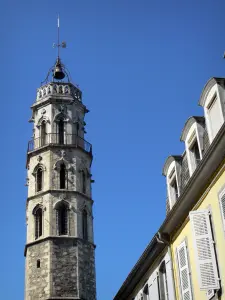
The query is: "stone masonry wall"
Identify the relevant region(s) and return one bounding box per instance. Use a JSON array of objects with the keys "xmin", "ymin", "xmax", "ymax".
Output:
[
  {"xmin": 50, "ymin": 238, "xmax": 78, "ymax": 298},
  {"xmin": 78, "ymin": 240, "xmax": 96, "ymax": 300},
  {"xmin": 25, "ymin": 241, "xmax": 50, "ymax": 300}
]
